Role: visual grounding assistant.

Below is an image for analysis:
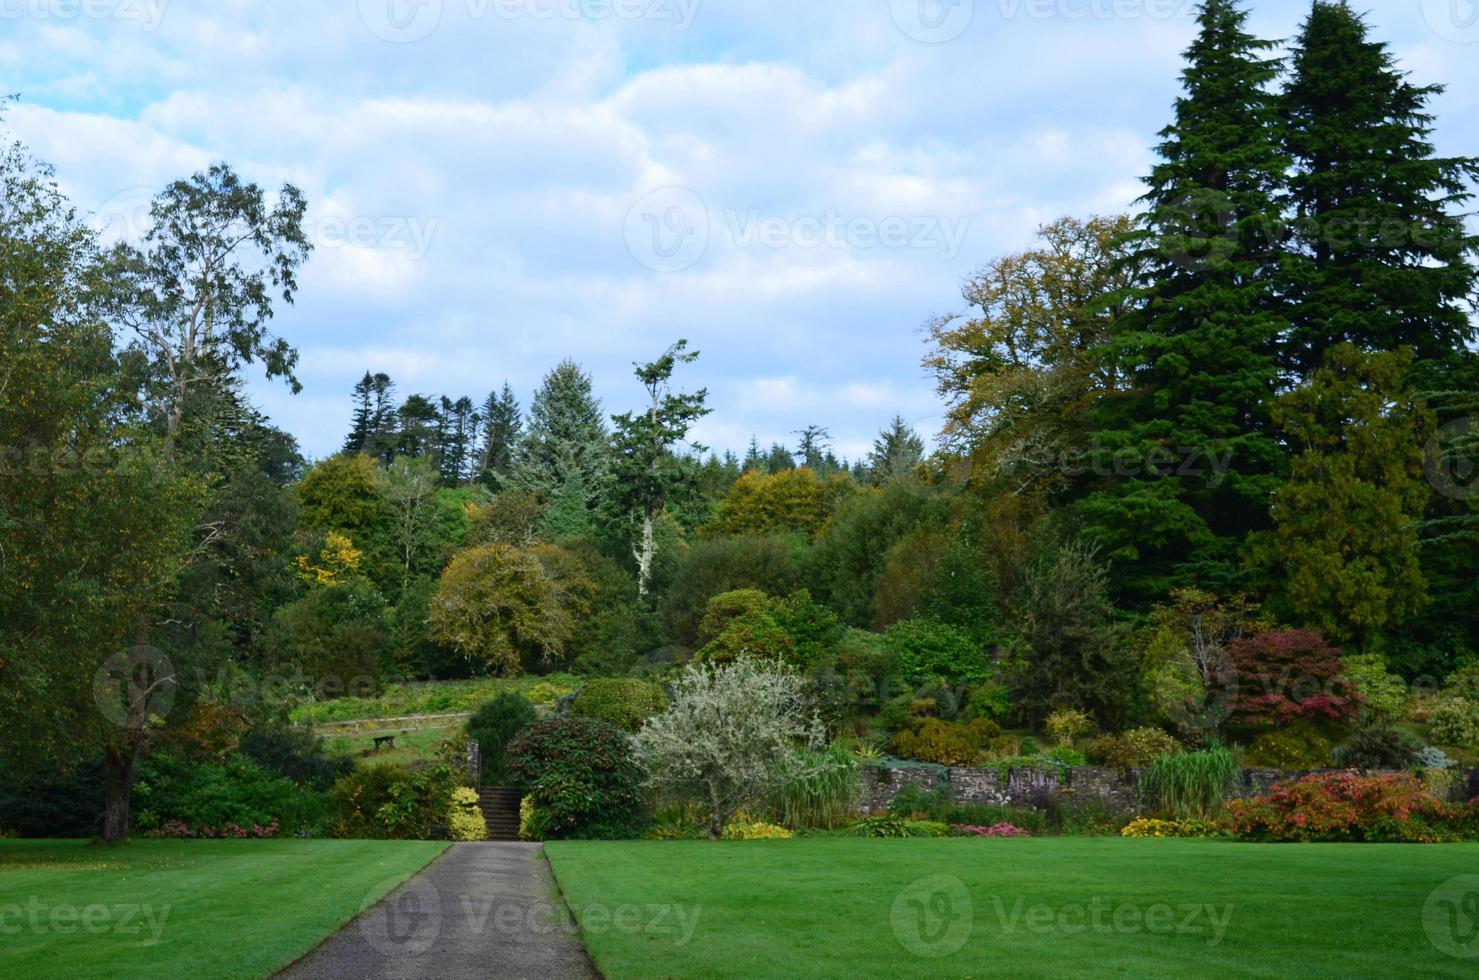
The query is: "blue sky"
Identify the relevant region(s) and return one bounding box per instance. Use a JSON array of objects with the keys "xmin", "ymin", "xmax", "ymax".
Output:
[{"xmin": 4, "ymin": 0, "xmax": 1477, "ymax": 460}]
